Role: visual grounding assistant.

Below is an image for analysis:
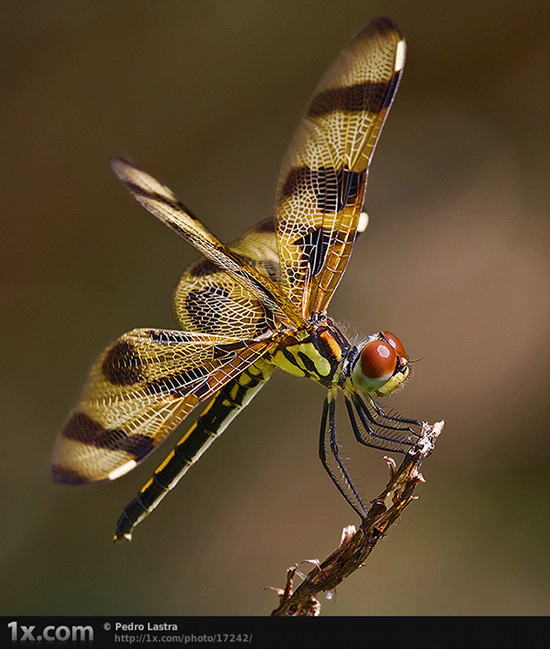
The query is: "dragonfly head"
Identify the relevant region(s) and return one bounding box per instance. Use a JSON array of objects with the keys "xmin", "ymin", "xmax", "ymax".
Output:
[{"xmin": 351, "ymin": 331, "xmax": 410, "ymax": 397}]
